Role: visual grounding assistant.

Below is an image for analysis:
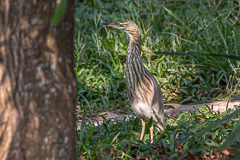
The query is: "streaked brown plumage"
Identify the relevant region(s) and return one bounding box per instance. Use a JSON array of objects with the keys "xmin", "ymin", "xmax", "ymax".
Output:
[{"xmin": 102, "ymin": 20, "xmax": 165, "ymax": 143}]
